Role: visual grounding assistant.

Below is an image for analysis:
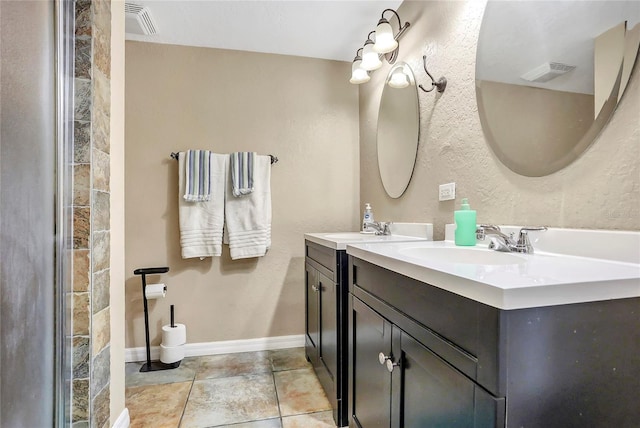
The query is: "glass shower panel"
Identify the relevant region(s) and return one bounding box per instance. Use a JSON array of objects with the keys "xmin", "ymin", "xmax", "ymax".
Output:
[{"xmin": 1, "ymin": 0, "xmax": 74, "ymax": 426}]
